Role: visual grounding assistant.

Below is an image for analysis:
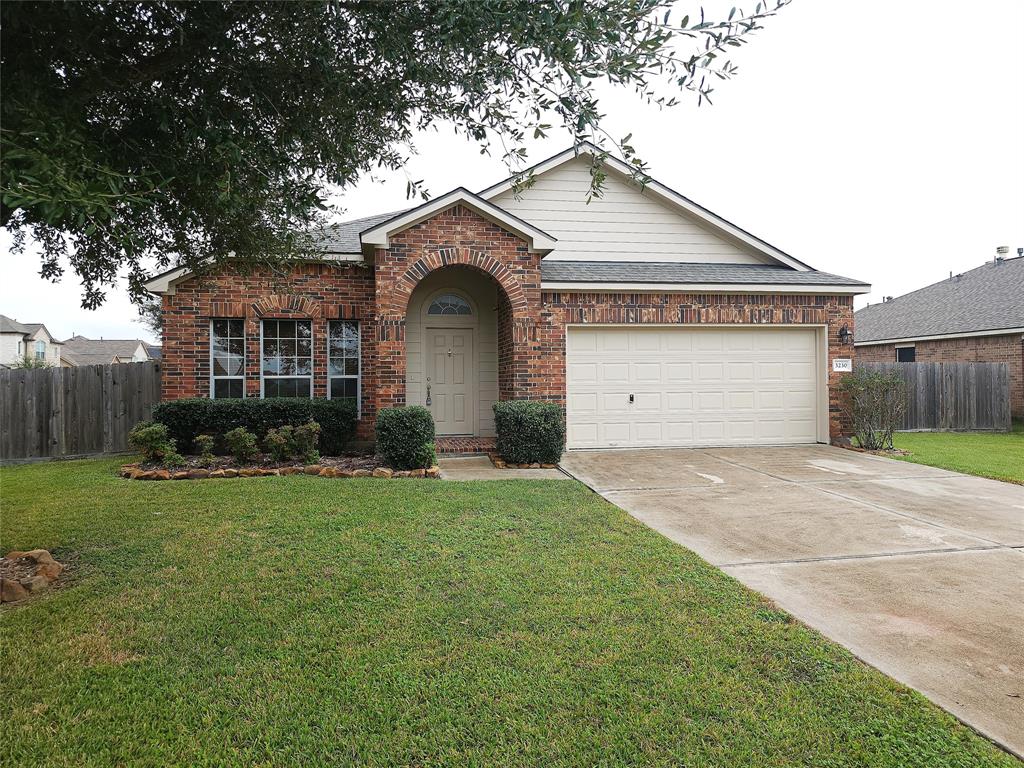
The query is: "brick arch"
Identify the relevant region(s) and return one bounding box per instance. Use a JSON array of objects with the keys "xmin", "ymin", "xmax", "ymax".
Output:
[
  {"xmin": 250, "ymin": 294, "xmax": 322, "ymax": 318},
  {"xmin": 385, "ymin": 247, "xmax": 529, "ymax": 318}
]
